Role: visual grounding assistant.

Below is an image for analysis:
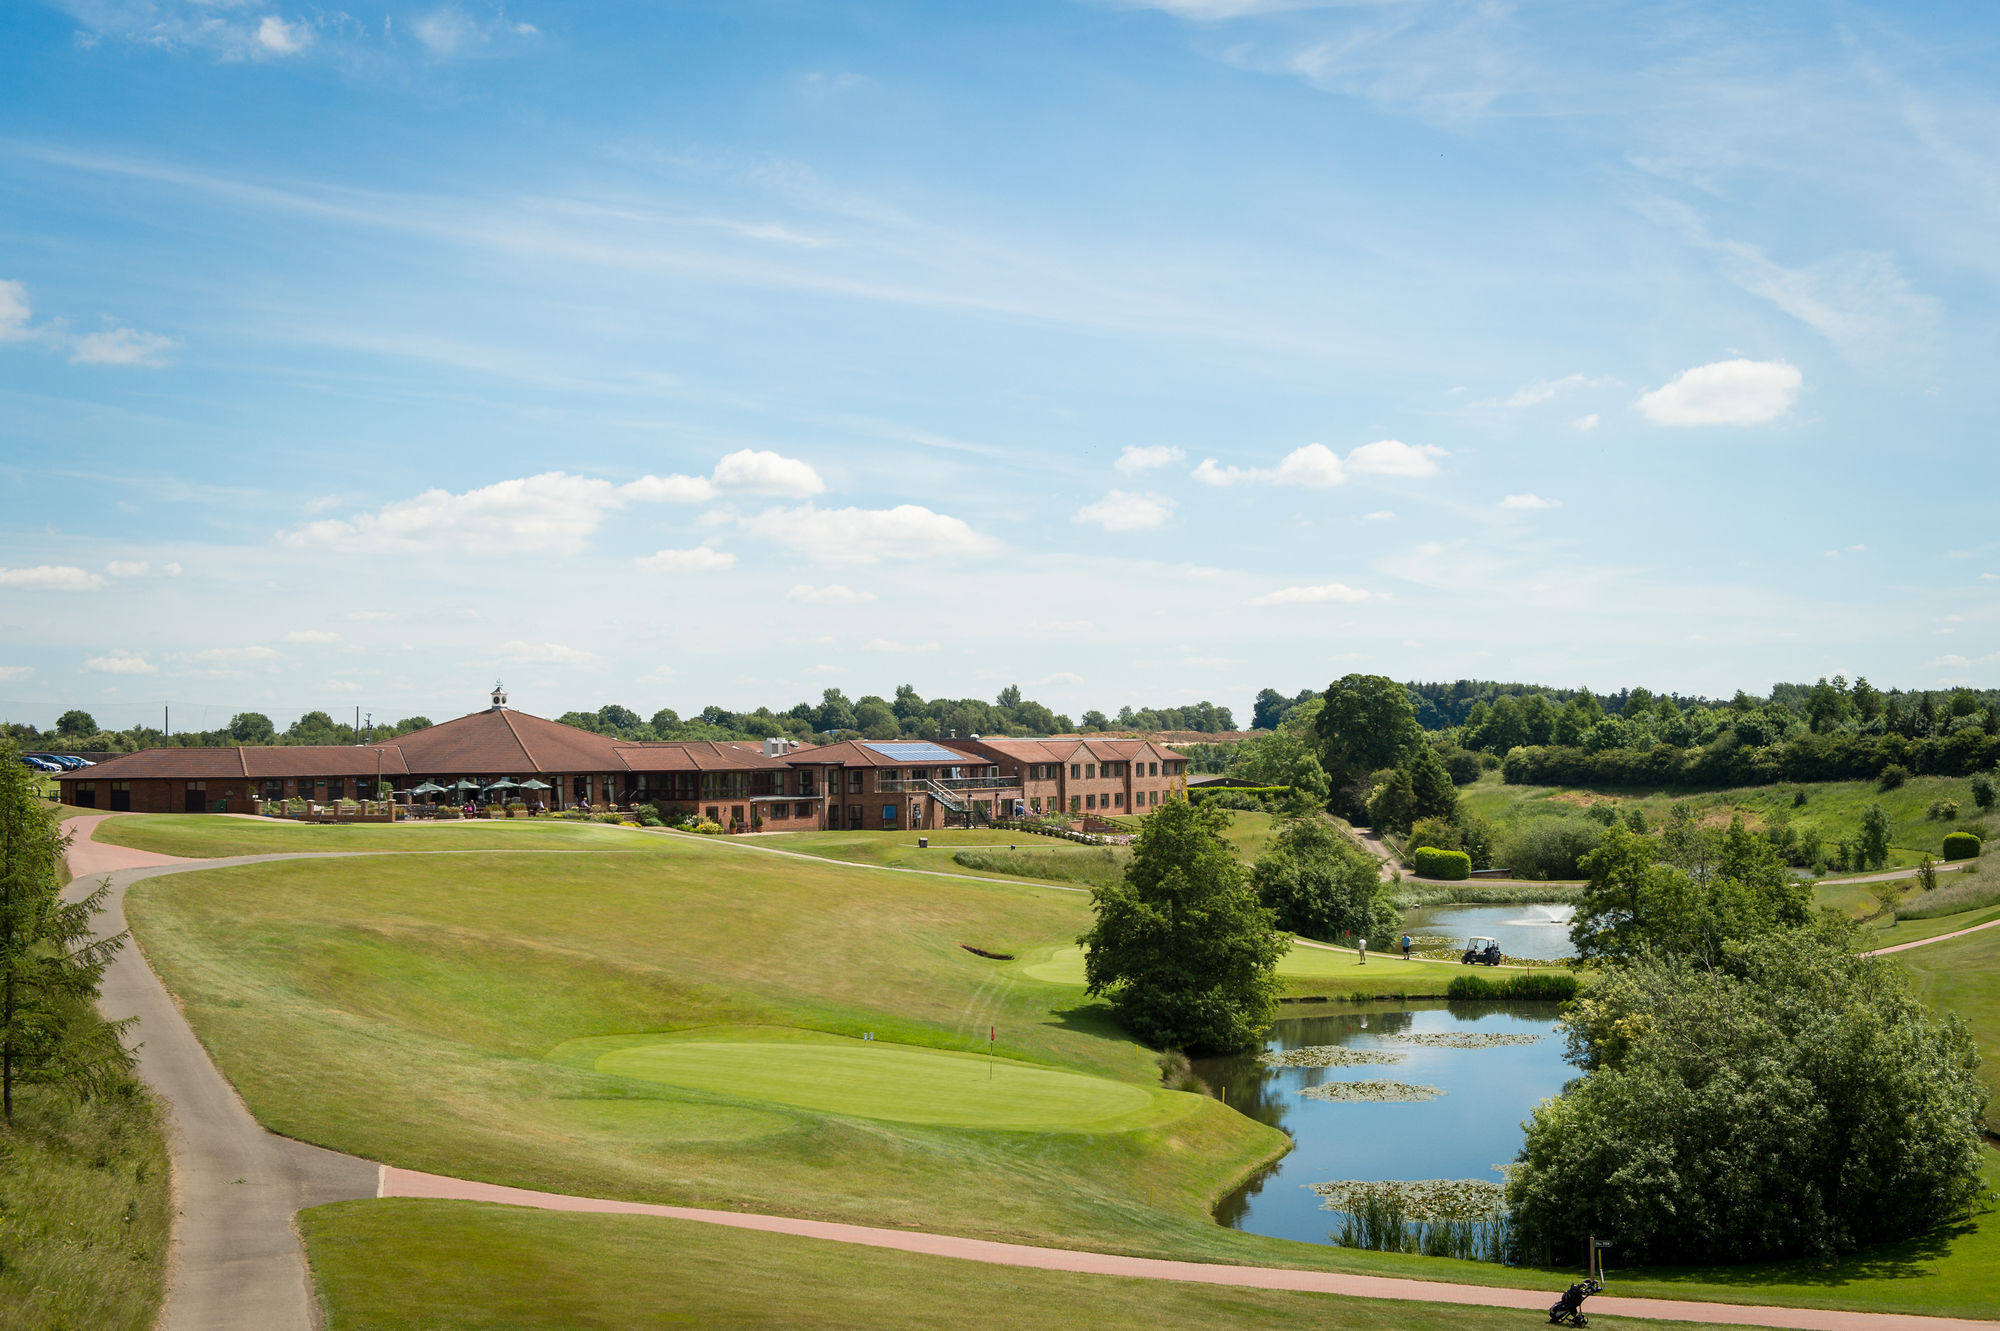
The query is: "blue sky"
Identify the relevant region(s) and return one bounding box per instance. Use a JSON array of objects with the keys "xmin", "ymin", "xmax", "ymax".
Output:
[{"xmin": 2, "ymin": 0, "xmax": 1997, "ymax": 732}]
